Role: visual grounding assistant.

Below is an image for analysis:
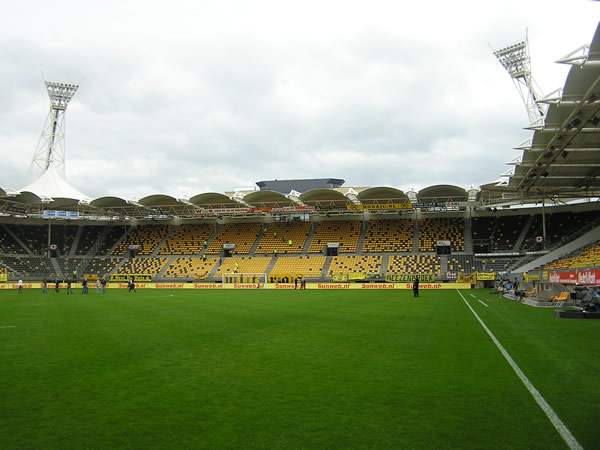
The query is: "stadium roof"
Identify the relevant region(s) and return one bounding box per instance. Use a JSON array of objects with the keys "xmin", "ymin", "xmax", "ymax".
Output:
[{"xmin": 489, "ymin": 22, "xmax": 600, "ymax": 205}]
